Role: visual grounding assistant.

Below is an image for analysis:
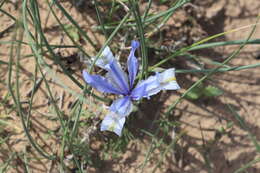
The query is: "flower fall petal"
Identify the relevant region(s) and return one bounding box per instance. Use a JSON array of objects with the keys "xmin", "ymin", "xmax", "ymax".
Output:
[
  {"xmin": 100, "ymin": 112, "xmax": 126, "ymax": 136},
  {"xmin": 109, "ymin": 96, "xmax": 133, "ymax": 117},
  {"xmin": 83, "ymin": 70, "xmax": 122, "ymax": 94}
]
